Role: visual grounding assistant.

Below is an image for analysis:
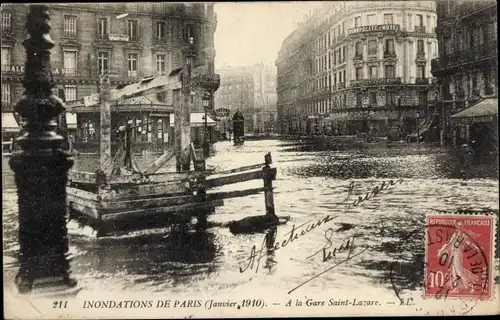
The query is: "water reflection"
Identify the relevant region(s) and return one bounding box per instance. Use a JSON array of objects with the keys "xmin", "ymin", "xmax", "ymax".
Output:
[
  {"xmin": 71, "ymin": 227, "xmax": 220, "ymax": 289},
  {"xmin": 263, "ymin": 227, "xmax": 278, "ymax": 274}
]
